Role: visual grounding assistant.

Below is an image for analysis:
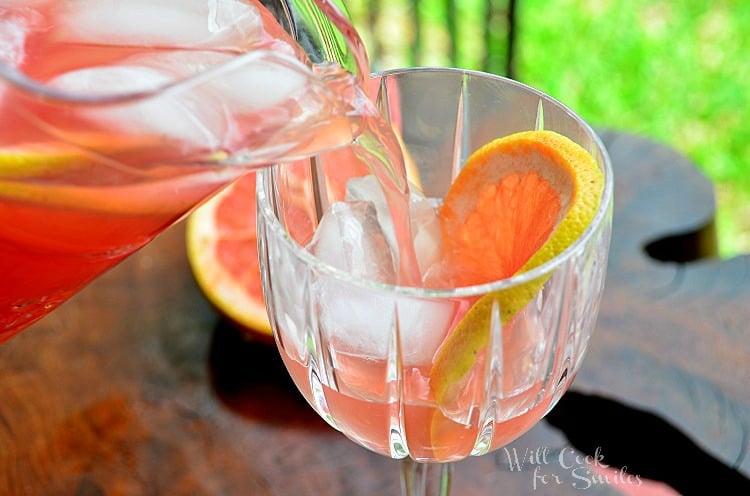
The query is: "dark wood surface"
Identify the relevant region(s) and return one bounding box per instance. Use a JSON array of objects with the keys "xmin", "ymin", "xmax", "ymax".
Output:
[{"xmin": 1, "ymin": 131, "xmax": 748, "ymax": 495}]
